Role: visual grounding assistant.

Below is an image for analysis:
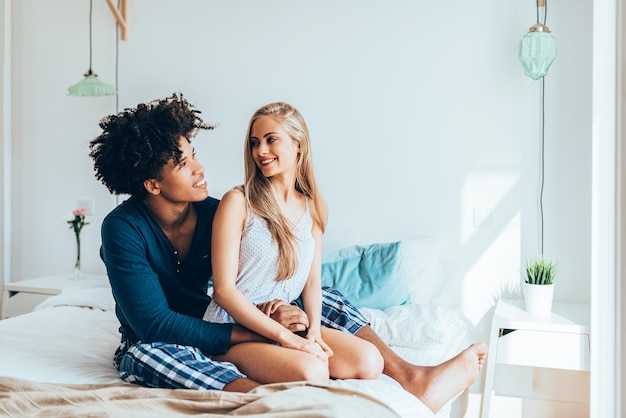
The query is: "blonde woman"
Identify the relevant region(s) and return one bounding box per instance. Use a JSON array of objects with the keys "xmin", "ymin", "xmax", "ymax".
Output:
[{"xmin": 204, "ymin": 102, "xmax": 384, "ymax": 385}]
